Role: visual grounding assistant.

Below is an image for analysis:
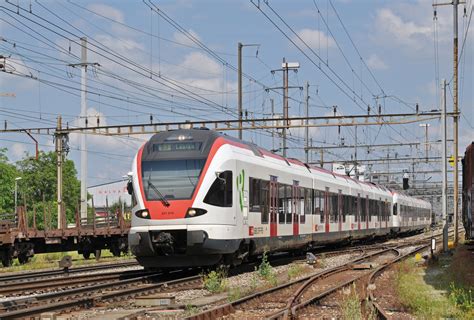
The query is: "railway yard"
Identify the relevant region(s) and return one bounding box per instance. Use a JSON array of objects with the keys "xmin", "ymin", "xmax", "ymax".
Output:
[
  {"xmin": 1, "ymin": 0, "xmax": 473, "ymax": 319},
  {"xmin": 0, "ymin": 229, "xmax": 471, "ymax": 319}
]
